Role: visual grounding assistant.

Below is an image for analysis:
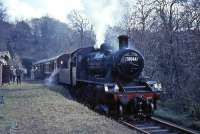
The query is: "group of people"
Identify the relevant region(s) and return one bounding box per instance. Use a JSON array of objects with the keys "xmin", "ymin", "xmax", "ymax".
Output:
[{"xmin": 10, "ymin": 67, "xmax": 23, "ymax": 84}]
